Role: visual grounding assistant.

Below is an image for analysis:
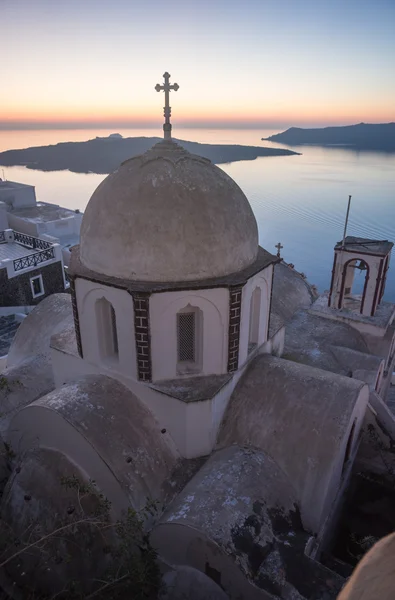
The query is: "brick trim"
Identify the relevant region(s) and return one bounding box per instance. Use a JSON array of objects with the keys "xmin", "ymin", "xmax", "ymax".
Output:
[
  {"xmin": 227, "ymin": 285, "xmax": 242, "ymax": 373},
  {"xmin": 132, "ymin": 292, "xmax": 152, "ymax": 382},
  {"xmin": 70, "ymin": 277, "xmax": 83, "ymax": 358}
]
